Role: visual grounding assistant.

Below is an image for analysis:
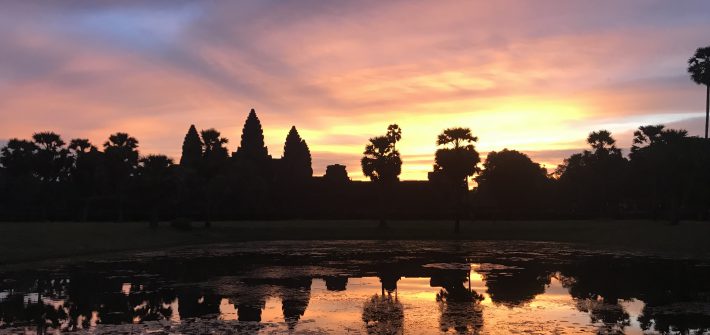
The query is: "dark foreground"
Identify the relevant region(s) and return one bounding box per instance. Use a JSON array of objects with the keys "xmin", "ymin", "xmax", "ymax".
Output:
[
  {"xmin": 1, "ymin": 240, "xmax": 710, "ymax": 334},
  {"xmin": 1, "ymin": 220, "xmax": 709, "ymax": 265}
]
